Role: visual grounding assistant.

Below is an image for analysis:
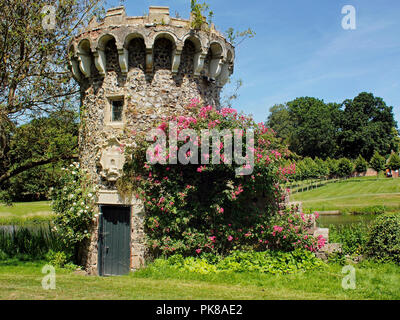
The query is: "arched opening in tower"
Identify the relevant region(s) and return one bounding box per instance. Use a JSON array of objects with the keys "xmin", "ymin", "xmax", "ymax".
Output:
[
  {"xmin": 128, "ymin": 38, "xmax": 146, "ymax": 71},
  {"xmin": 104, "ymin": 38, "xmax": 121, "ymax": 73},
  {"xmin": 179, "ymin": 39, "xmax": 196, "ymax": 76},
  {"xmin": 153, "ymin": 38, "xmax": 173, "ymax": 71}
]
